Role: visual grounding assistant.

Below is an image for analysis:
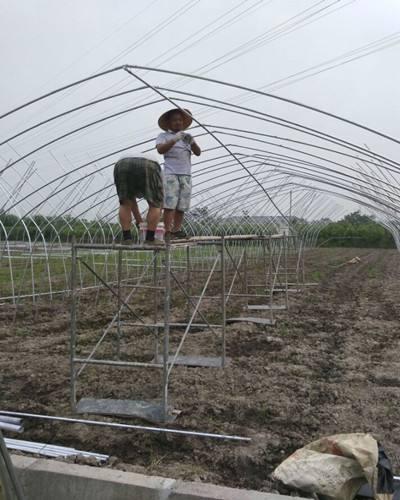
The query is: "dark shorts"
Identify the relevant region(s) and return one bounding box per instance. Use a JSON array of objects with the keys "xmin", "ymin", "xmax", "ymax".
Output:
[{"xmin": 114, "ymin": 158, "xmax": 164, "ymax": 208}]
